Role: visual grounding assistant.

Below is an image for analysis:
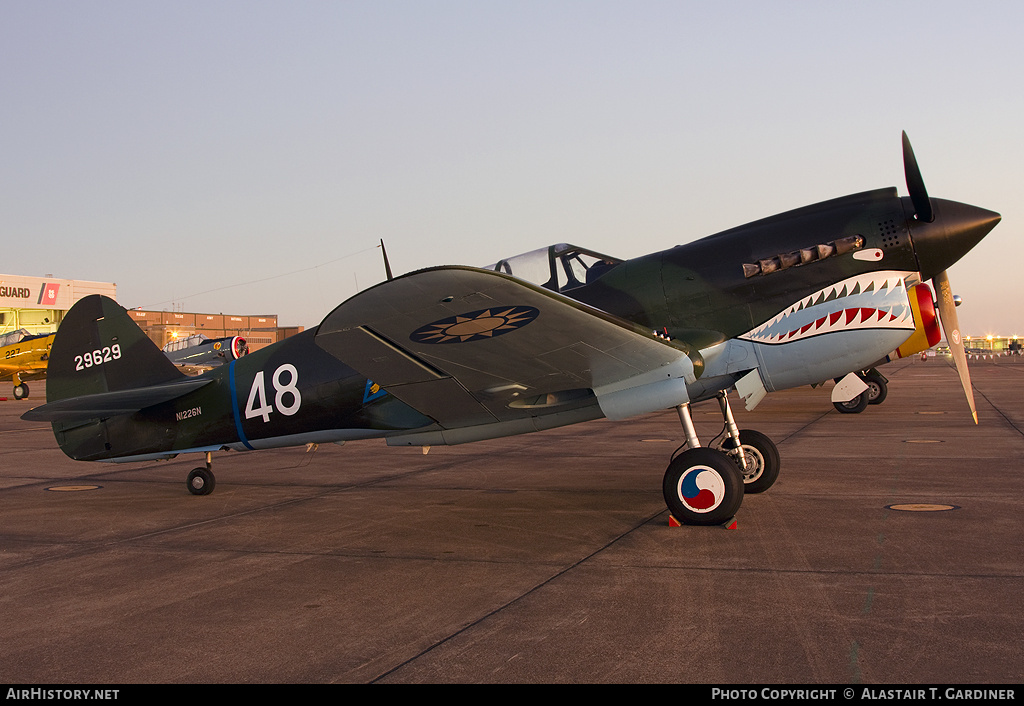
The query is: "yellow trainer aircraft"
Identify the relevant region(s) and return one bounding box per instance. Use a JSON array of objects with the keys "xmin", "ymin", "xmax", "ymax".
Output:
[{"xmin": 1, "ymin": 328, "xmax": 55, "ymax": 399}]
